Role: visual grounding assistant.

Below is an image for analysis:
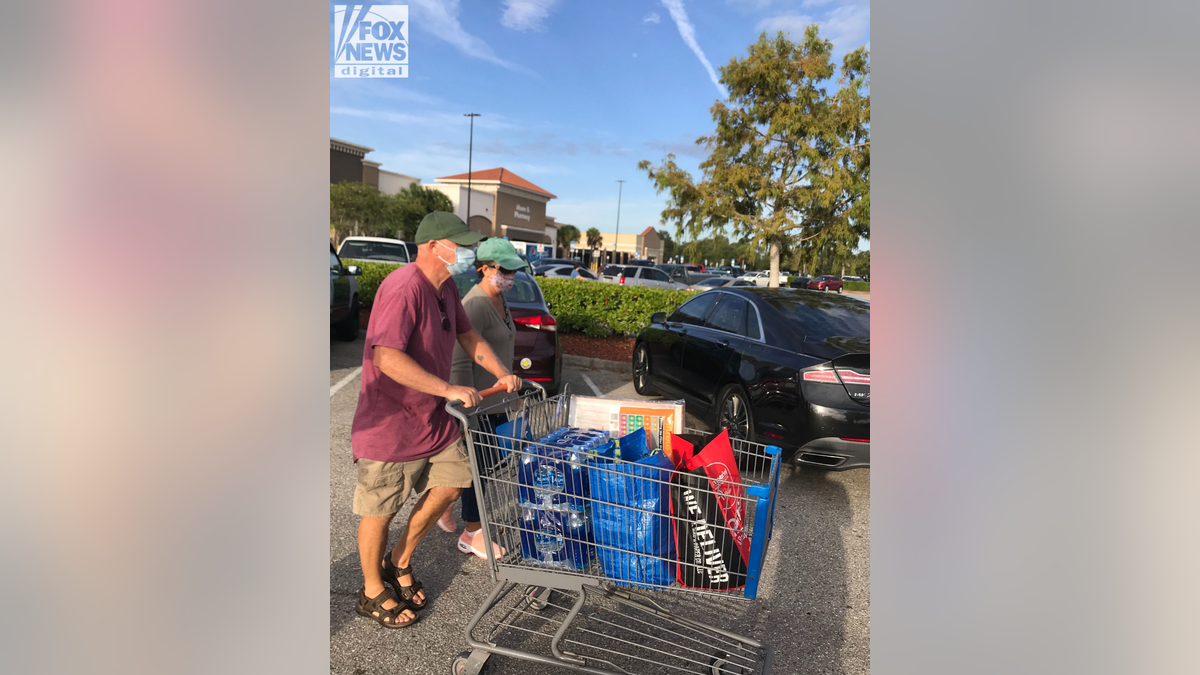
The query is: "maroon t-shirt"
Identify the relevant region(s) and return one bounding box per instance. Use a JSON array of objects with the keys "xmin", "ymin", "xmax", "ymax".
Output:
[{"xmin": 351, "ymin": 264, "xmax": 472, "ymax": 463}]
